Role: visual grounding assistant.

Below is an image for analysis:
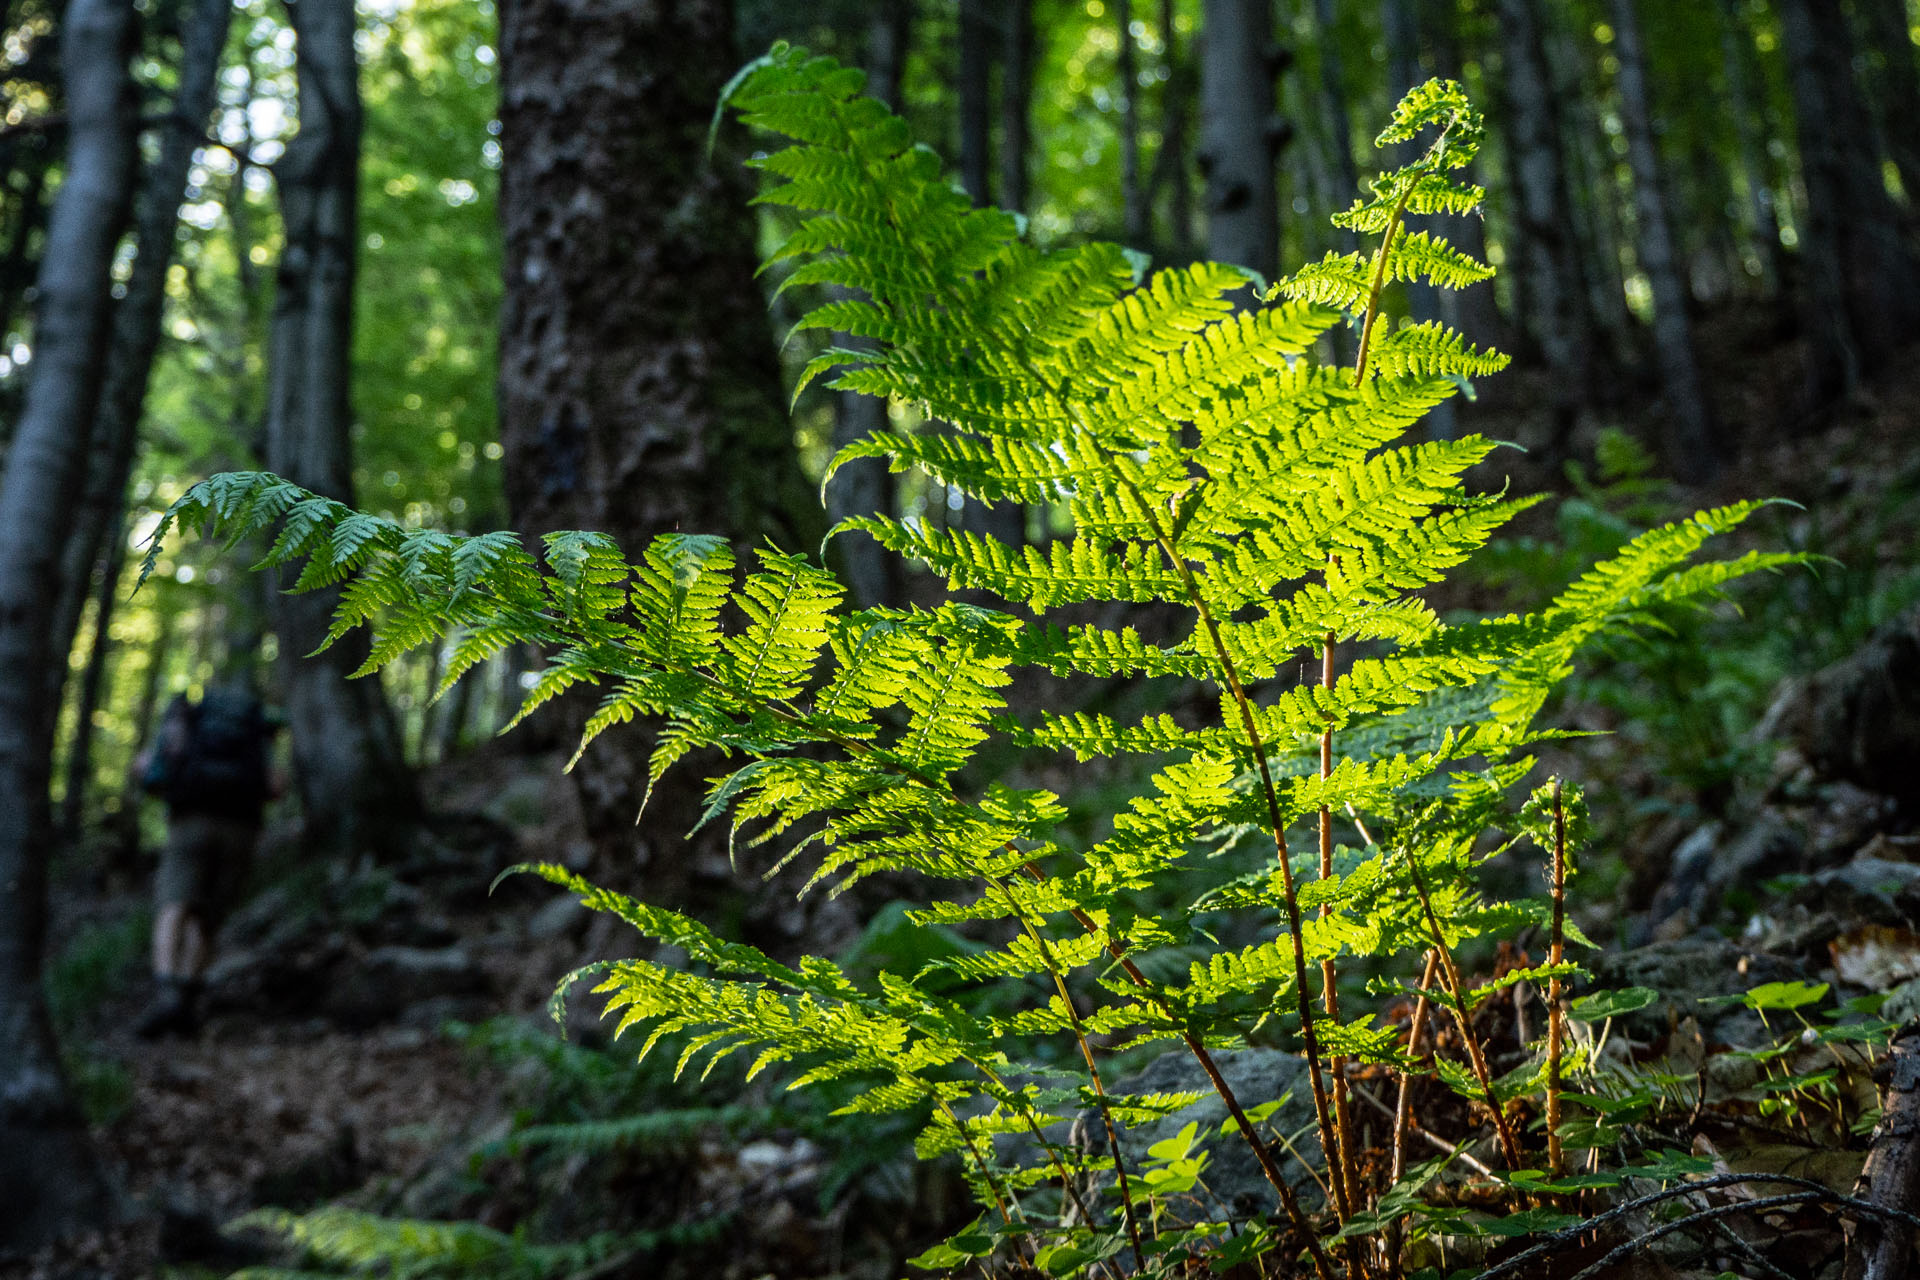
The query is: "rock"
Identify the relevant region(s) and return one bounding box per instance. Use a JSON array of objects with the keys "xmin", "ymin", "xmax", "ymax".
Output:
[
  {"xmin": 525, "ymin": 891, "xmax": 587, "ymax": 942},
  {"xmin": 1092, "ymin": 1046, "xmax": 1321, "ymax": 1217},
  {"xmin": 1586, "ymin": 937, "xmax": 1808, "ymax": 1047},
  {"xmin": 1768, "ymin": 606, "xmax": 1920, "ymax": 806},
  {"xmin": 323, "ymin": 945, "xmax": 488, "ymax": 1028}
]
